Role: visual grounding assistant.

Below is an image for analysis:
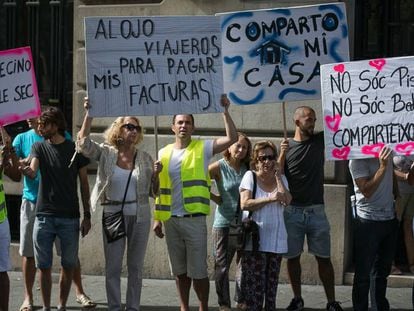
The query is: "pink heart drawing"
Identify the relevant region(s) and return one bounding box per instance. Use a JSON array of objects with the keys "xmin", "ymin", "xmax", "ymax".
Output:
[
  {"xmin": 361, "ymin": 143, "xmax": 385, "ymax": 158},
  {"xmin": 324, "ymin": 115, "xmax": 341, "ymax": 132},
  {"xmin": 332, "ymin": 146, "xmax": 350, "ymax": 160},
  {"xmin": 395, "ymin": 142, "xmax": 414, "ymax": 156},
  {"xmin": 368, "ymin": 59, "xmax": 386, "ymax": 71},
  {"xmin": 333, "ymin": 64, "xmax": 345, "ymax": 73}
]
